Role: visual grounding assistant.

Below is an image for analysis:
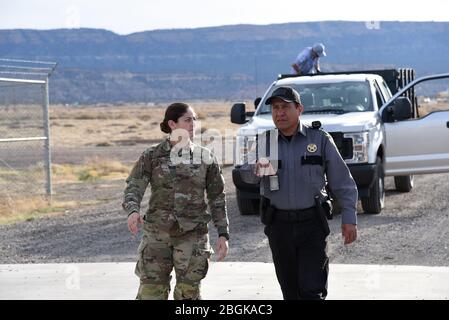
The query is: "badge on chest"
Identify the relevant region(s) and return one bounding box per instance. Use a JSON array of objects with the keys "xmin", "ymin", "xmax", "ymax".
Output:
[{"xmin": 302, "ymin": 142, "xmax": 323, "ymax": 165}]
